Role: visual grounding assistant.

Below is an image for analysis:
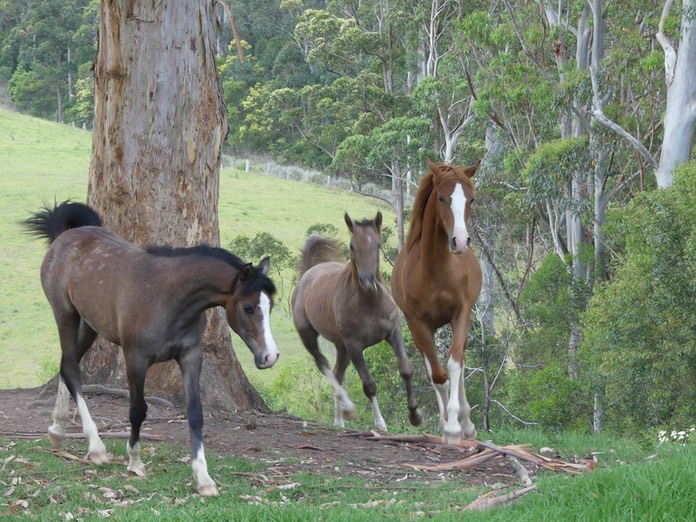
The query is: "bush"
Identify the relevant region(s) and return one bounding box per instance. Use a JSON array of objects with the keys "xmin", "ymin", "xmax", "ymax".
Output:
[{"xmin": 581, "ymin": 162, "xmax": 696, "ymax": 432}]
